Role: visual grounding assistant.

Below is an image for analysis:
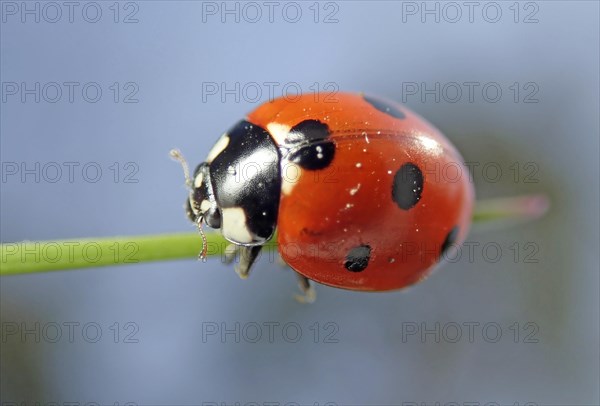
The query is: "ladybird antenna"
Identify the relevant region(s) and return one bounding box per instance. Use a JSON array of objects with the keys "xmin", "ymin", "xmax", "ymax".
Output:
[
  {"xmin": 196, "ymin": 215, "xmax": 208, "ymax": 261},
  {"xmin": 170, "ymin": 149, "xmax": 192, "ymax": 189}
]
